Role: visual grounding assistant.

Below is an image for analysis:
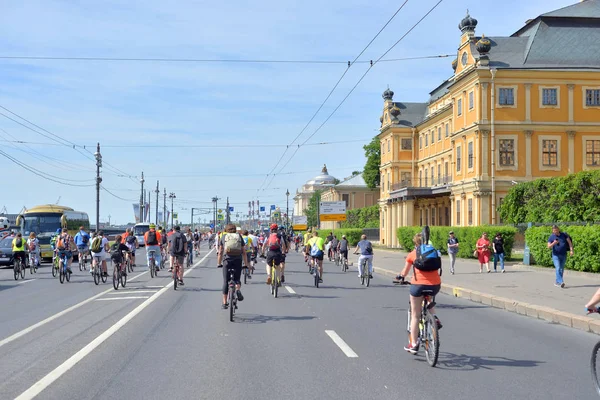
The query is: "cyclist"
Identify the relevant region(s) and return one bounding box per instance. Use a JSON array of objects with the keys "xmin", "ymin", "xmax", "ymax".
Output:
[
  {"xmin": 109, "ymin": 235, "xmax": 130, "ymax": 276},
  {"xmin": 74, "ymin": 226, "xmax": 91, "ymax": 269},
  {"xmin": 303, "ymin": 228, "xmax": 312, "ymax": 263},
  {"xmin": 217, "ymin": 224, "xmax": 248, "ymax": 309},
  {"xmin": 55, "ymin": 228, "xmax": 74, "ymax": 274},
  {"xmin": 264, "ymin": 224, "xmax": 285, "ymax": 285},
  {"xmin": 12, "ymin": 232, "xmax": 28, "ymax": 270},
  {"xmin": 168, "ymin": 226, "xmax": 187, "ymax": 285},
  {"xmin": 185, "ymin": 227, "xmax": 194, "ymax": 265},
  {"xmin": 208, "ymin": 230, "xmax": 216, "ymax": 249},
  {"xmin": 27, "ymin": 232, "xmax": 40, "ymax": 267},
  {"xmin": 586, "ymin": 289, "xmax": 600, "ymax": 312},
  {"xmin": 307, "ymin": 231, "xmax": 325, "ymax": 283},
  {"xmin": 193, "ymin": 229, "xmax": 200, "ymax": 254},
  {"xmin": 122, "ymin": 228, "xmax": 138, "ymax": 267},
  {"xmin": 325, "ymin": 231, "xmax": 334, "ymax": 261},
  {"xmin": 144, "ymin": 224, "xmax": 162, "ymax": 273},
  {"xmin": 241, "ymin": 230, "xmax": 253, "ymax": 280},
  {"xmin": 278, "ymin": 226, "xmax": 290, "ymax": 282},
  {"xmin": 331, "ymin": 235, "xmax": 339, "ymax": 261},
  {"xmin": 249, "ymin": 230, "xmax": 259, "ymax": 270},
  {"xmin": 354, "ymin": 234, "xmax": 374, "ymax": 279},
  {"xmin": 337, "ymin": 235, "xmax": 349, "ymax": 265},
  {"xmin": 397, "ymin": 230, "xmax": 442, "ymax": 355}
]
